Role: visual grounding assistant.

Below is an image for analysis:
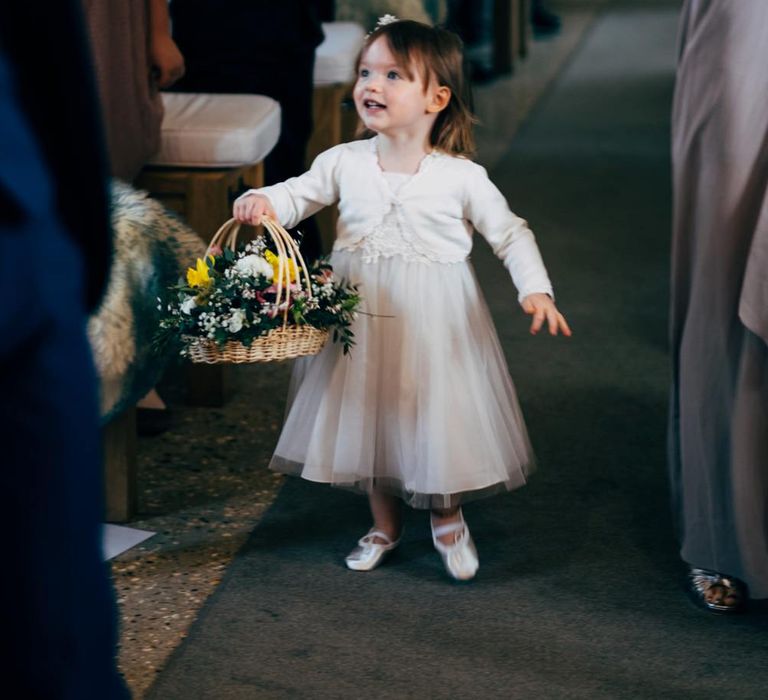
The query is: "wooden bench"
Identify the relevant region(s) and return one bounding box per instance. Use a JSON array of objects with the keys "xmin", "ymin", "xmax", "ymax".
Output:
[
  {"xmin": 102, "ymin": 93, "xmax": 280, "ymax": 523},
  {"xmin": 307, "ymin": 21, "xmax": 366, "ymax": 252}
]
